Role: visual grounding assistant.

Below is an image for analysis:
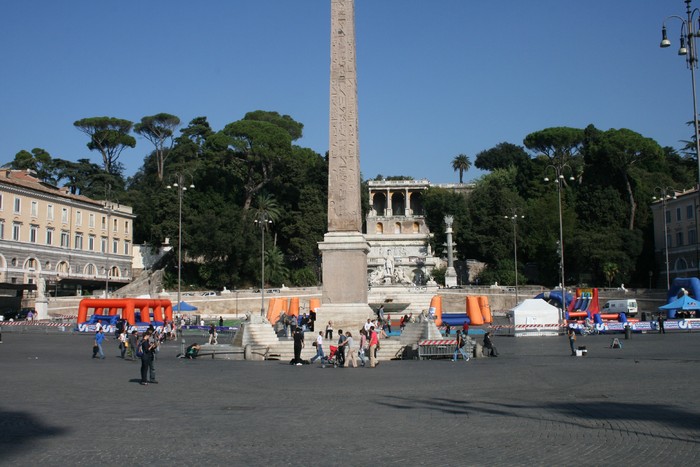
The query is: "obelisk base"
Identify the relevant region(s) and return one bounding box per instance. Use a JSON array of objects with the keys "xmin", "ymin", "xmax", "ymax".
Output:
[{"xmin": 317, "ymin": 231, "xmax": 374, "ymax": 332}]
